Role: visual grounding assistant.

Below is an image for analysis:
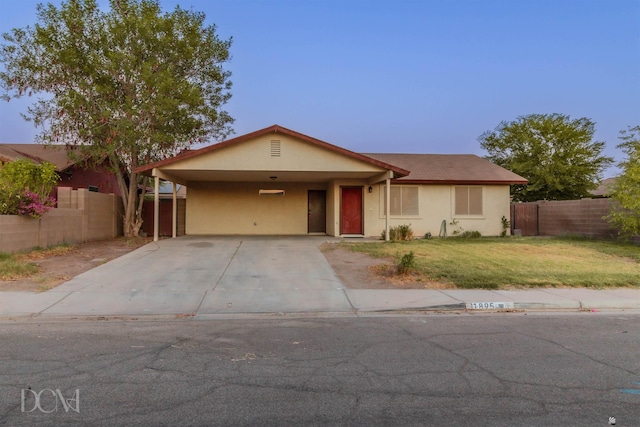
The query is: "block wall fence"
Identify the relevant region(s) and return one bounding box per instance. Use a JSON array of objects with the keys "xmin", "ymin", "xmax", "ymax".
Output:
[{"xmin": 0, "ymin": 187, "xmax": 122, "ymax": 253}]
